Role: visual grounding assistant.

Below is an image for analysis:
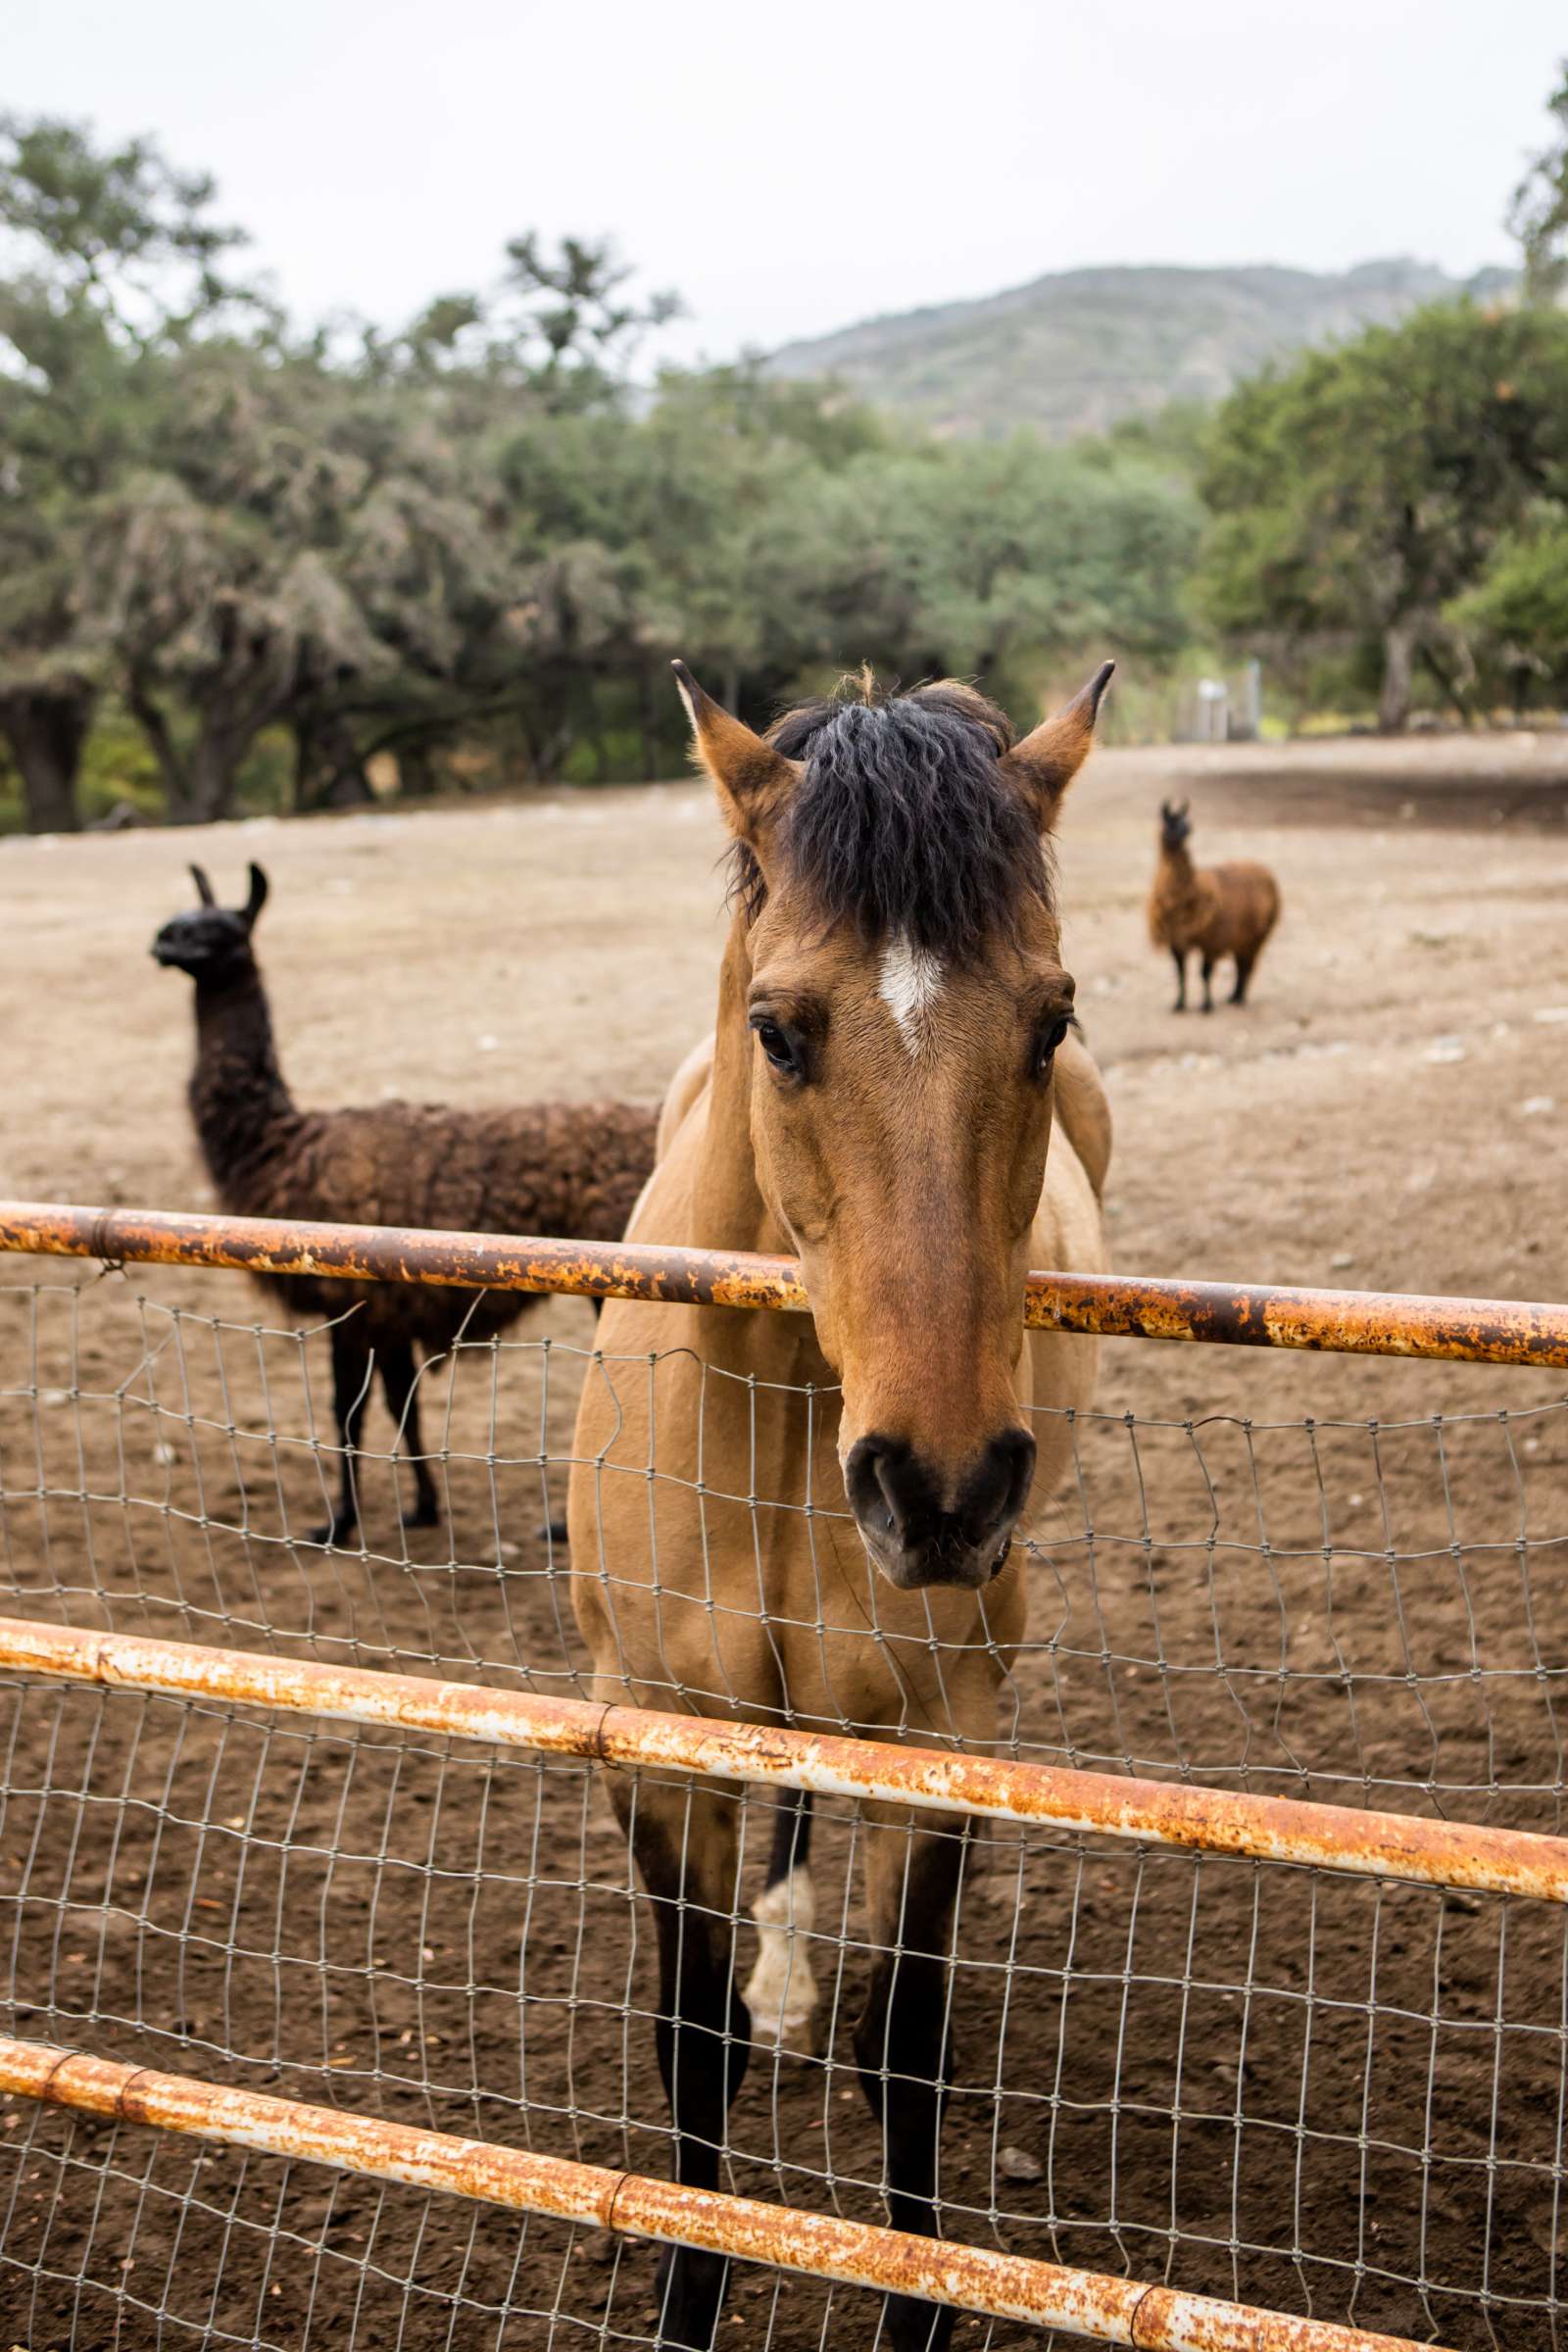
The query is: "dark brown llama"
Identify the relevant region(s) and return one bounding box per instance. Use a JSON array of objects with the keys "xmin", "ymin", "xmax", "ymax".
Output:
[
  {"xmin": 153, "ymin": 863, "xmax": 657, "ymax": 1546},
  {"xmin": 1148, "ymin": 798, "xmax": 1281, "ymax": 1011}
]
